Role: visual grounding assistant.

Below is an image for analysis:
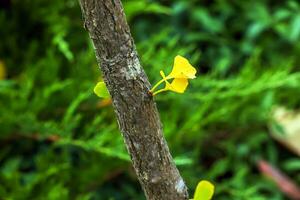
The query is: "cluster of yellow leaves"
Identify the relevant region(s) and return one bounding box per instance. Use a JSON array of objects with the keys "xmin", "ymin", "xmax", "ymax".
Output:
[
  {"xmin": 93, "ymin": 55, "xmax": 196, "ymax": 98},
  {"xmin": 150, "ymin": 55, "xmax": 197, "ymax": 95}
]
